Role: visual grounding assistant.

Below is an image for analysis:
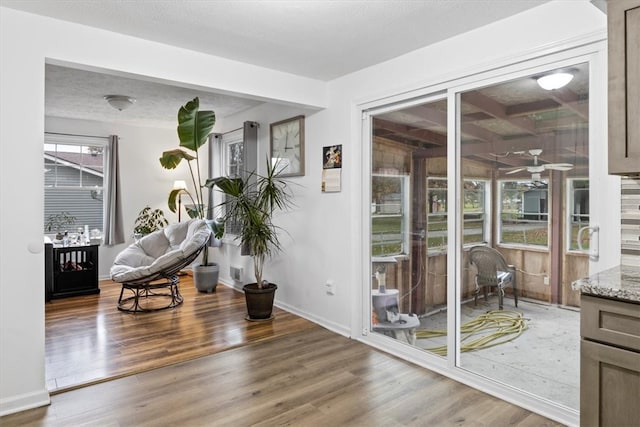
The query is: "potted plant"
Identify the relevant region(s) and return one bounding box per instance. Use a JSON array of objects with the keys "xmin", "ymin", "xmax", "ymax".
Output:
[
  {"xmin": 160, "ymin": 97, "xmax": 221, "ymax": 293},
  {"xmin": 133, "ymin": 206, "xmax": 169, "ymax": 240},
  {"xmin": 210, "ymin": 159, "xmax": 293, "ymax": 320},
  {"xmin": 46, "ymin": 211, "xmax": 77, "ymax": 240}
]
